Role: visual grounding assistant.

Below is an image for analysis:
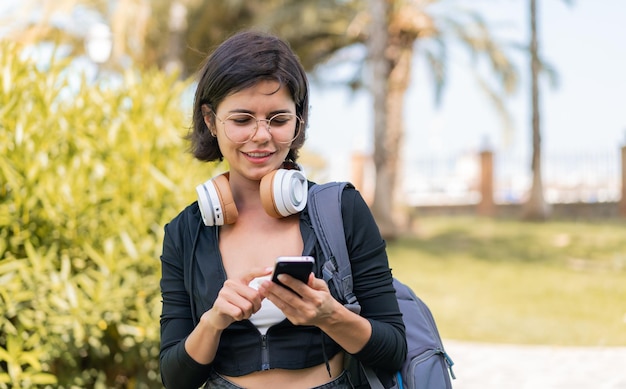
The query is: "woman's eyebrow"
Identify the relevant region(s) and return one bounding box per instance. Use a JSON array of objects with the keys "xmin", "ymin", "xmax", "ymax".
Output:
[{"xmin": 225, "ymin": 108, "xmax": 294, "ymax": 116}]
